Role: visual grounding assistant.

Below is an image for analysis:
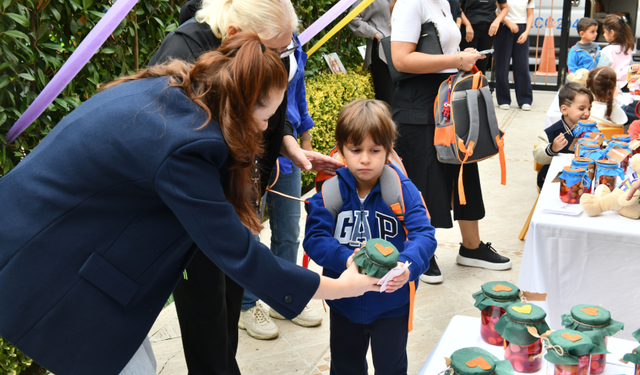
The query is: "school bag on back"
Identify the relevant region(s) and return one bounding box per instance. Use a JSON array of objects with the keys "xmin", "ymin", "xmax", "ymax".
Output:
[
  {"xmin": 434, "ymin": 68, "xmax": 507, "ymax": 204},
  {"xmin": 310, "ymin": 146, "xmax": 420, "ymax": 332}
]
